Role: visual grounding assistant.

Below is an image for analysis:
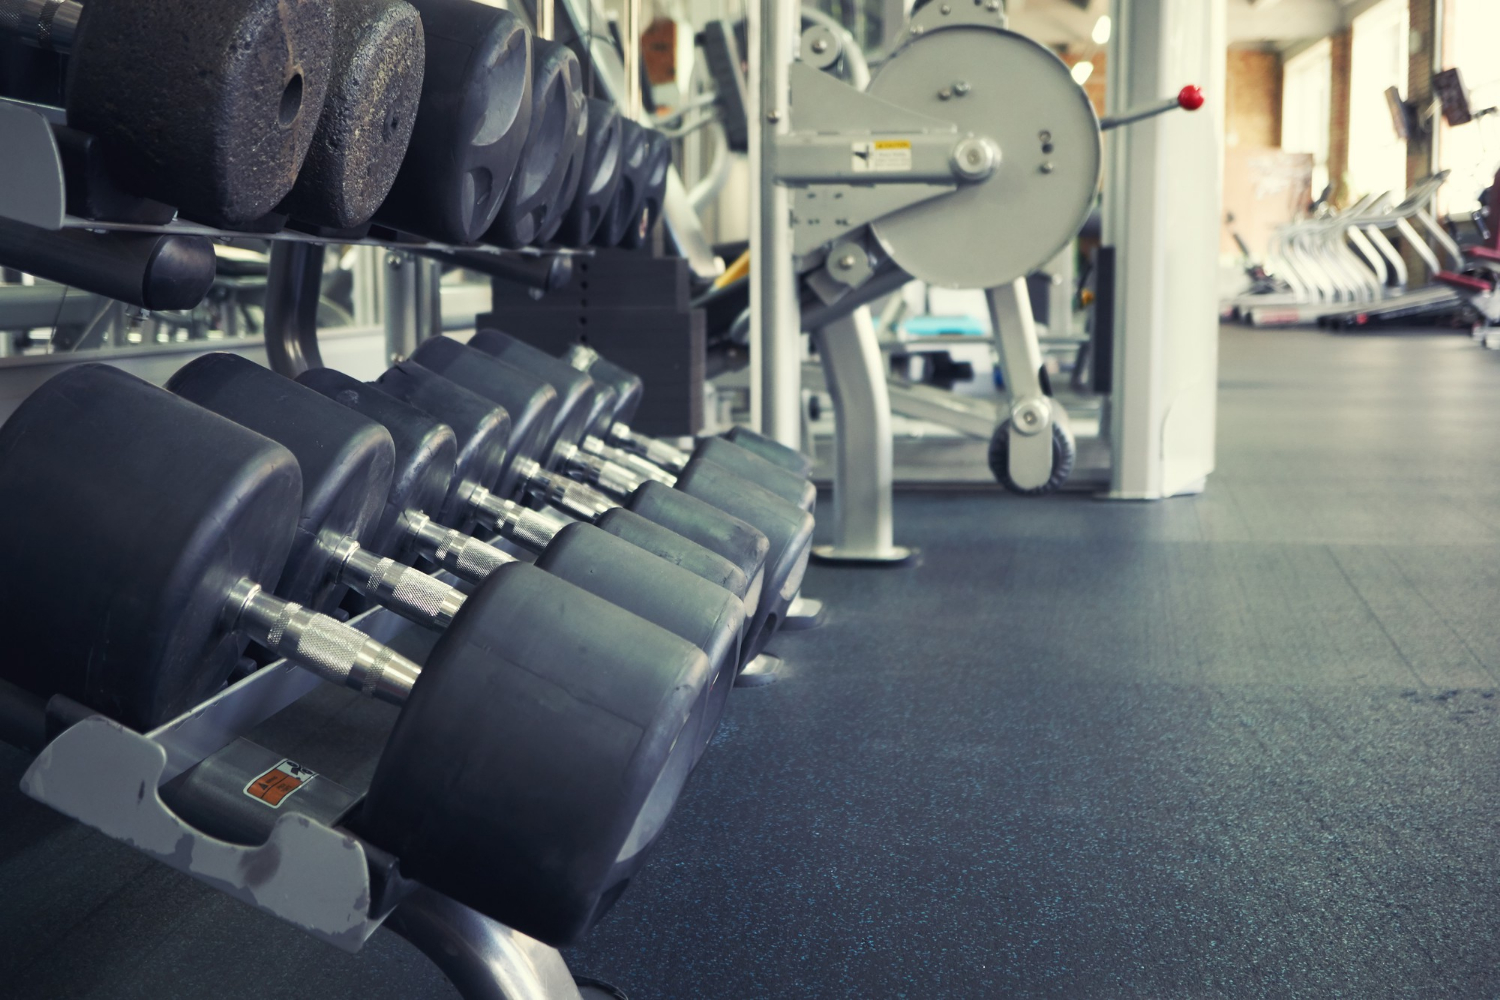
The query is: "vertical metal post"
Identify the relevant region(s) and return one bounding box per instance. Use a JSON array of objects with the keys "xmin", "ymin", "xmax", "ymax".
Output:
[
  {"xmin": 748, "ymin": 0, "xmax": 802, "ymax": 447},
  {"xmin": 535, "ymin": 0, "xmax": 554, "ymax": 40},
  {"xmin": 620, "ymin": 0, "xmax": 642, "ymax": 119},
  {"xmin": 811, "ymin": 306, "xmax": 911, "ymax": 564},
  {"xmin": 384, "ymin": 251, "xmax": 419, "ymax": 365},
  {"xmin": 263, "ymin": 241, "xmax": 327, "ymax": 377}
]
